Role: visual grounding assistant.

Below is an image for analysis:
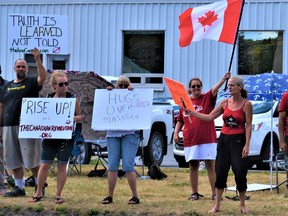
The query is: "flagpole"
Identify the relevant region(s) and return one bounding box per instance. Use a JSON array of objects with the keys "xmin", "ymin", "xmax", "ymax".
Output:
[{"xmin": 224, "ymin": 0, "xmax": 245, "ymax": 91}]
